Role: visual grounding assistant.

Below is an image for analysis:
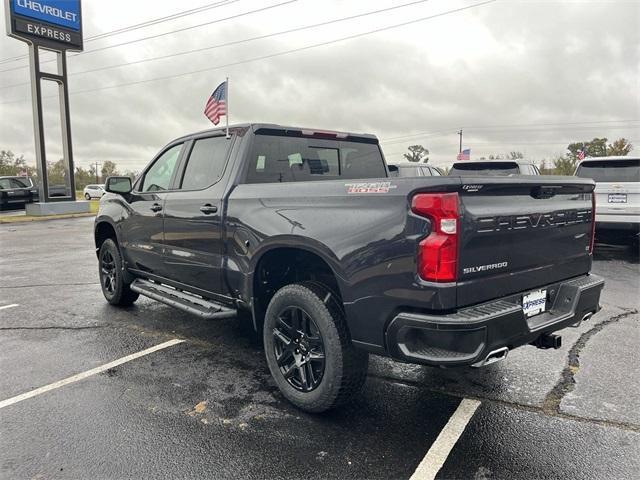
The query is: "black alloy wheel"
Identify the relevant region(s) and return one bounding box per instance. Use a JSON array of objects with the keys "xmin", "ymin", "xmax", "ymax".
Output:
[
  {"xmin": 263, "ymin": 281, "xmax": 368, "ymax": 412},
  {"xmin": 98, "ymin": 238, "xmax": 139, "ymax": 306},
  {"xmin": 101, "ymin": 249, "xmax": 117, "ymax": 297},
  {"xmin": 272, "ymin": 306, "xmax": 326, "ymax": 392}
]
